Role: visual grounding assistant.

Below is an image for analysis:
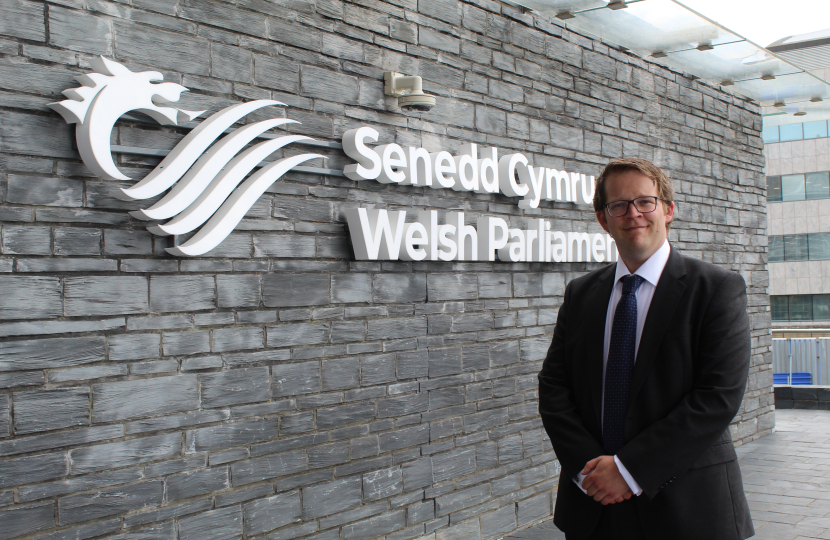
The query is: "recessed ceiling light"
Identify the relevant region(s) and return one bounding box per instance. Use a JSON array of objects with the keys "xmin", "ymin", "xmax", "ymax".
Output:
[
  {"xmin": 720, "ymin": 80, "xmax": 734, "ymax": 86},
  {"xmin": 652, "ymin": 51, "xmax": 668, "ymax": 58},
  {"xmin": 607, "ymin": 1, "xmax": 627, "ymax": 9},
  {"xmin": 773, "ymin": 102, "xmax": 785, "ymax": 107},
  {"xmin": 810, "ymin": 97, "xmax": 824, "ymax": 103},
  {"xmin": 697, "ymin": 43, "xmax": 714, "ymax": 51},
  {"xmin": 556, "ymin": 11, "xmax": 576, "ymax": 19},
  {"xmin": 760, "ymin": 74, "xmax": 776, "ymax": 80},
  {"xmin": 794, "ymin": 111, "xmax": 807, "ymax": 116}
]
